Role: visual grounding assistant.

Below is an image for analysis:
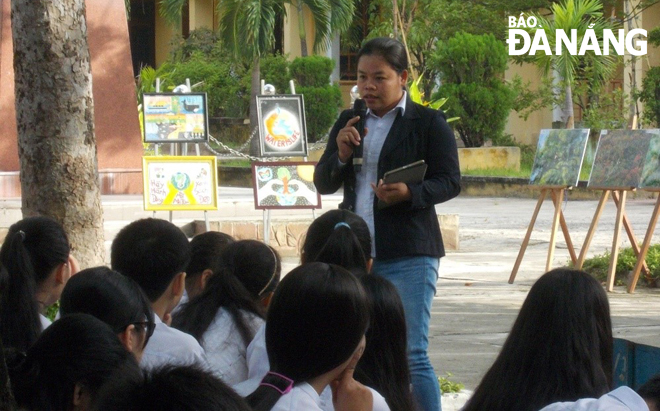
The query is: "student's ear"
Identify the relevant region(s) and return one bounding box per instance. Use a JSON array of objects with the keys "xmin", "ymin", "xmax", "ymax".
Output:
[
  {"xmin": 72, "ymin": 383, "xmax": 90, "ymax": 410},
  {"xmin": 199, "ymin": 269, "xmax": 213, "ymax": 290},
  {"xmin": 172, "ymin": 272, "xmax": 186, "ymax": 299},
  {"xmin": 366, "ymin": 258, "xmax": 373, "ymax": 274},
  {"xmin": 54, "ymin": 261, "xmax": 71, "ymax": 285},
  {"xmin": 68, "ymin": 254, "xmax": 80, "ymax": 276},
  {"xmin": 118, "ymin": 325, "xmax": 137, "ymax": 353}
]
